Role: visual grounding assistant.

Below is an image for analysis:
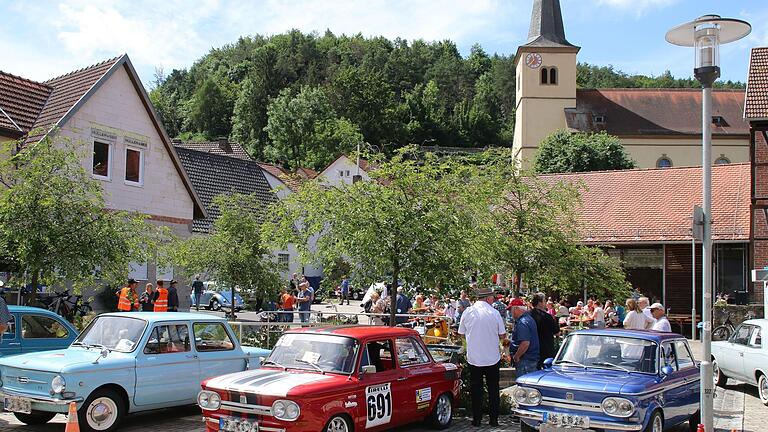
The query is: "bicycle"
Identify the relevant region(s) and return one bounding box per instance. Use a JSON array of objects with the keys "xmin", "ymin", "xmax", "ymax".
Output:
[
  {"xmin": 712, "ymin": 311, "xmax": 756, "ymax": 341},
  {"xmin": 26, "ymin": 290, "xmax": 92, "ymax": 322}
]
